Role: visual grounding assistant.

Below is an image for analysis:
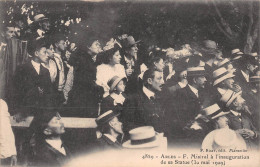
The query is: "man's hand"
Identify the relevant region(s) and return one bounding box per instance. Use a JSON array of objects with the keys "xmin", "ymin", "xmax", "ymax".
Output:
[
  {"xmin": 10, "ymin": 155, "xmax": 17, "ymax": 166},
  {"xmin": 236, "ymin": 129, "xmax": 255, "ymax": 139},
  {"xmin": 13, "ymin": 113, "xmax": 26, "ymax": 123},
  {"xmin": 125, "ymin": 69, "xmax": 133, "ymax": 77}
]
